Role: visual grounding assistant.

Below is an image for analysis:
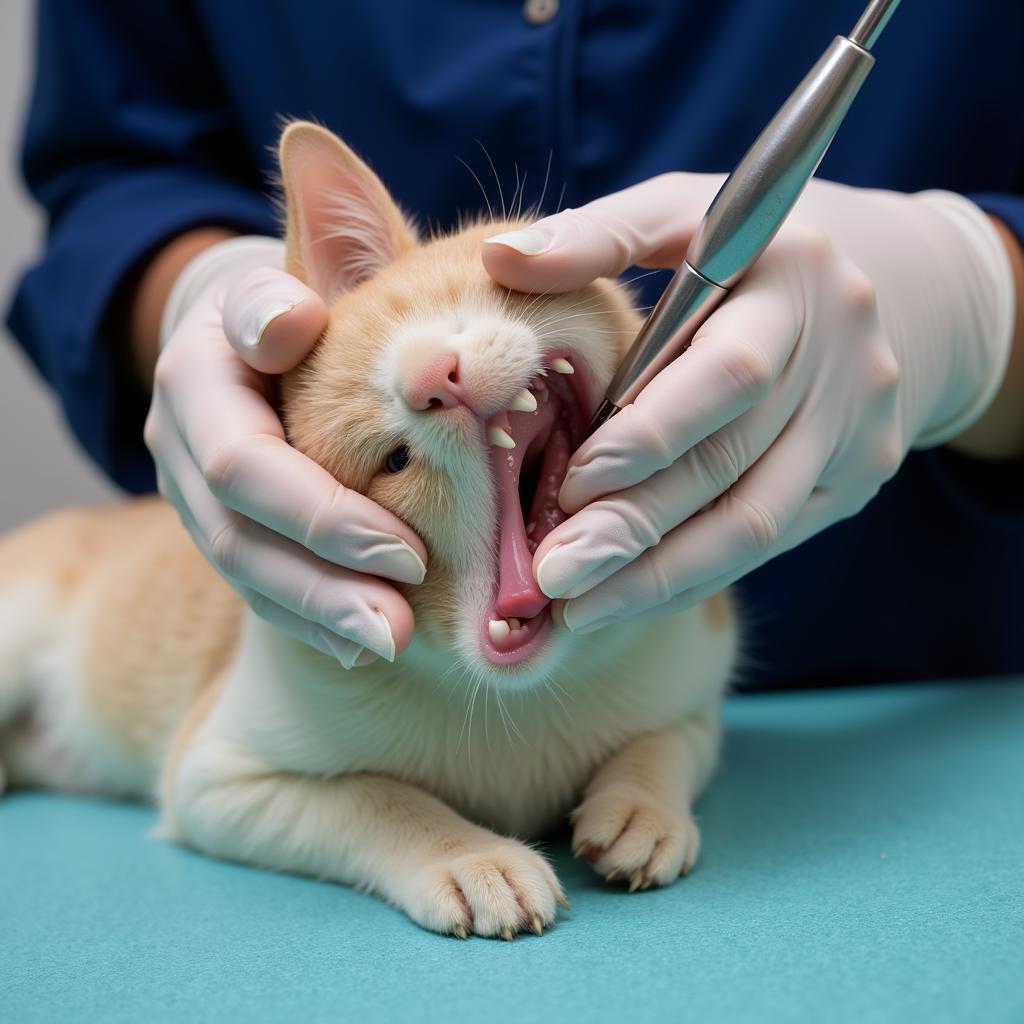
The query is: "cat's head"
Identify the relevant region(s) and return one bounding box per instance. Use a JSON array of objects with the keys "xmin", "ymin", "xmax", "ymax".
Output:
[{"xmin": 279, "ymin": 122, "xmax": 638, "ymax": 691}]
